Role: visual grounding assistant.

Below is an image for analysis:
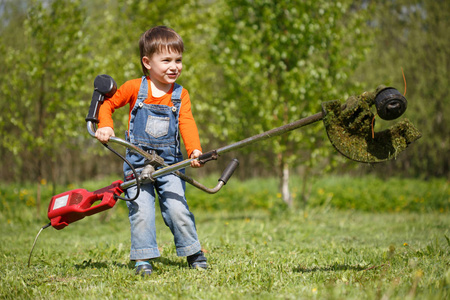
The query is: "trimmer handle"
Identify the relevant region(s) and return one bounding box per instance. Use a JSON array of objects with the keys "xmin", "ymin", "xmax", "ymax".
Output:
[
  {"xmin": 219, "ymin": 158, "xmax": 240, "ymax": 185},
  {"xmin": 84, "ymin": 74, "xmax": 238, "ymax": 195},
  {"xmin": 85, "ymin": 74, "xmax": 117, "ymax": 124}
]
